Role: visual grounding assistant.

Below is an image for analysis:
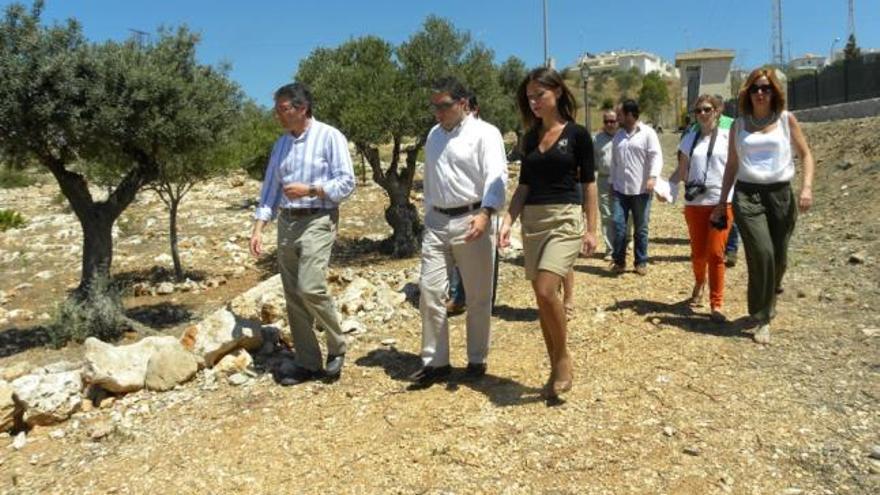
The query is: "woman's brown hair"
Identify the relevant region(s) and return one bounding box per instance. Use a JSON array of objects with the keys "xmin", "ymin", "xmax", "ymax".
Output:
[
  {"xmin": 516, "ymin": 67, "xmax": 578, "ymax": 131},
  {"xmin": 737, "ymin": 67, "xmax": 786, "ymax": 116}
]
